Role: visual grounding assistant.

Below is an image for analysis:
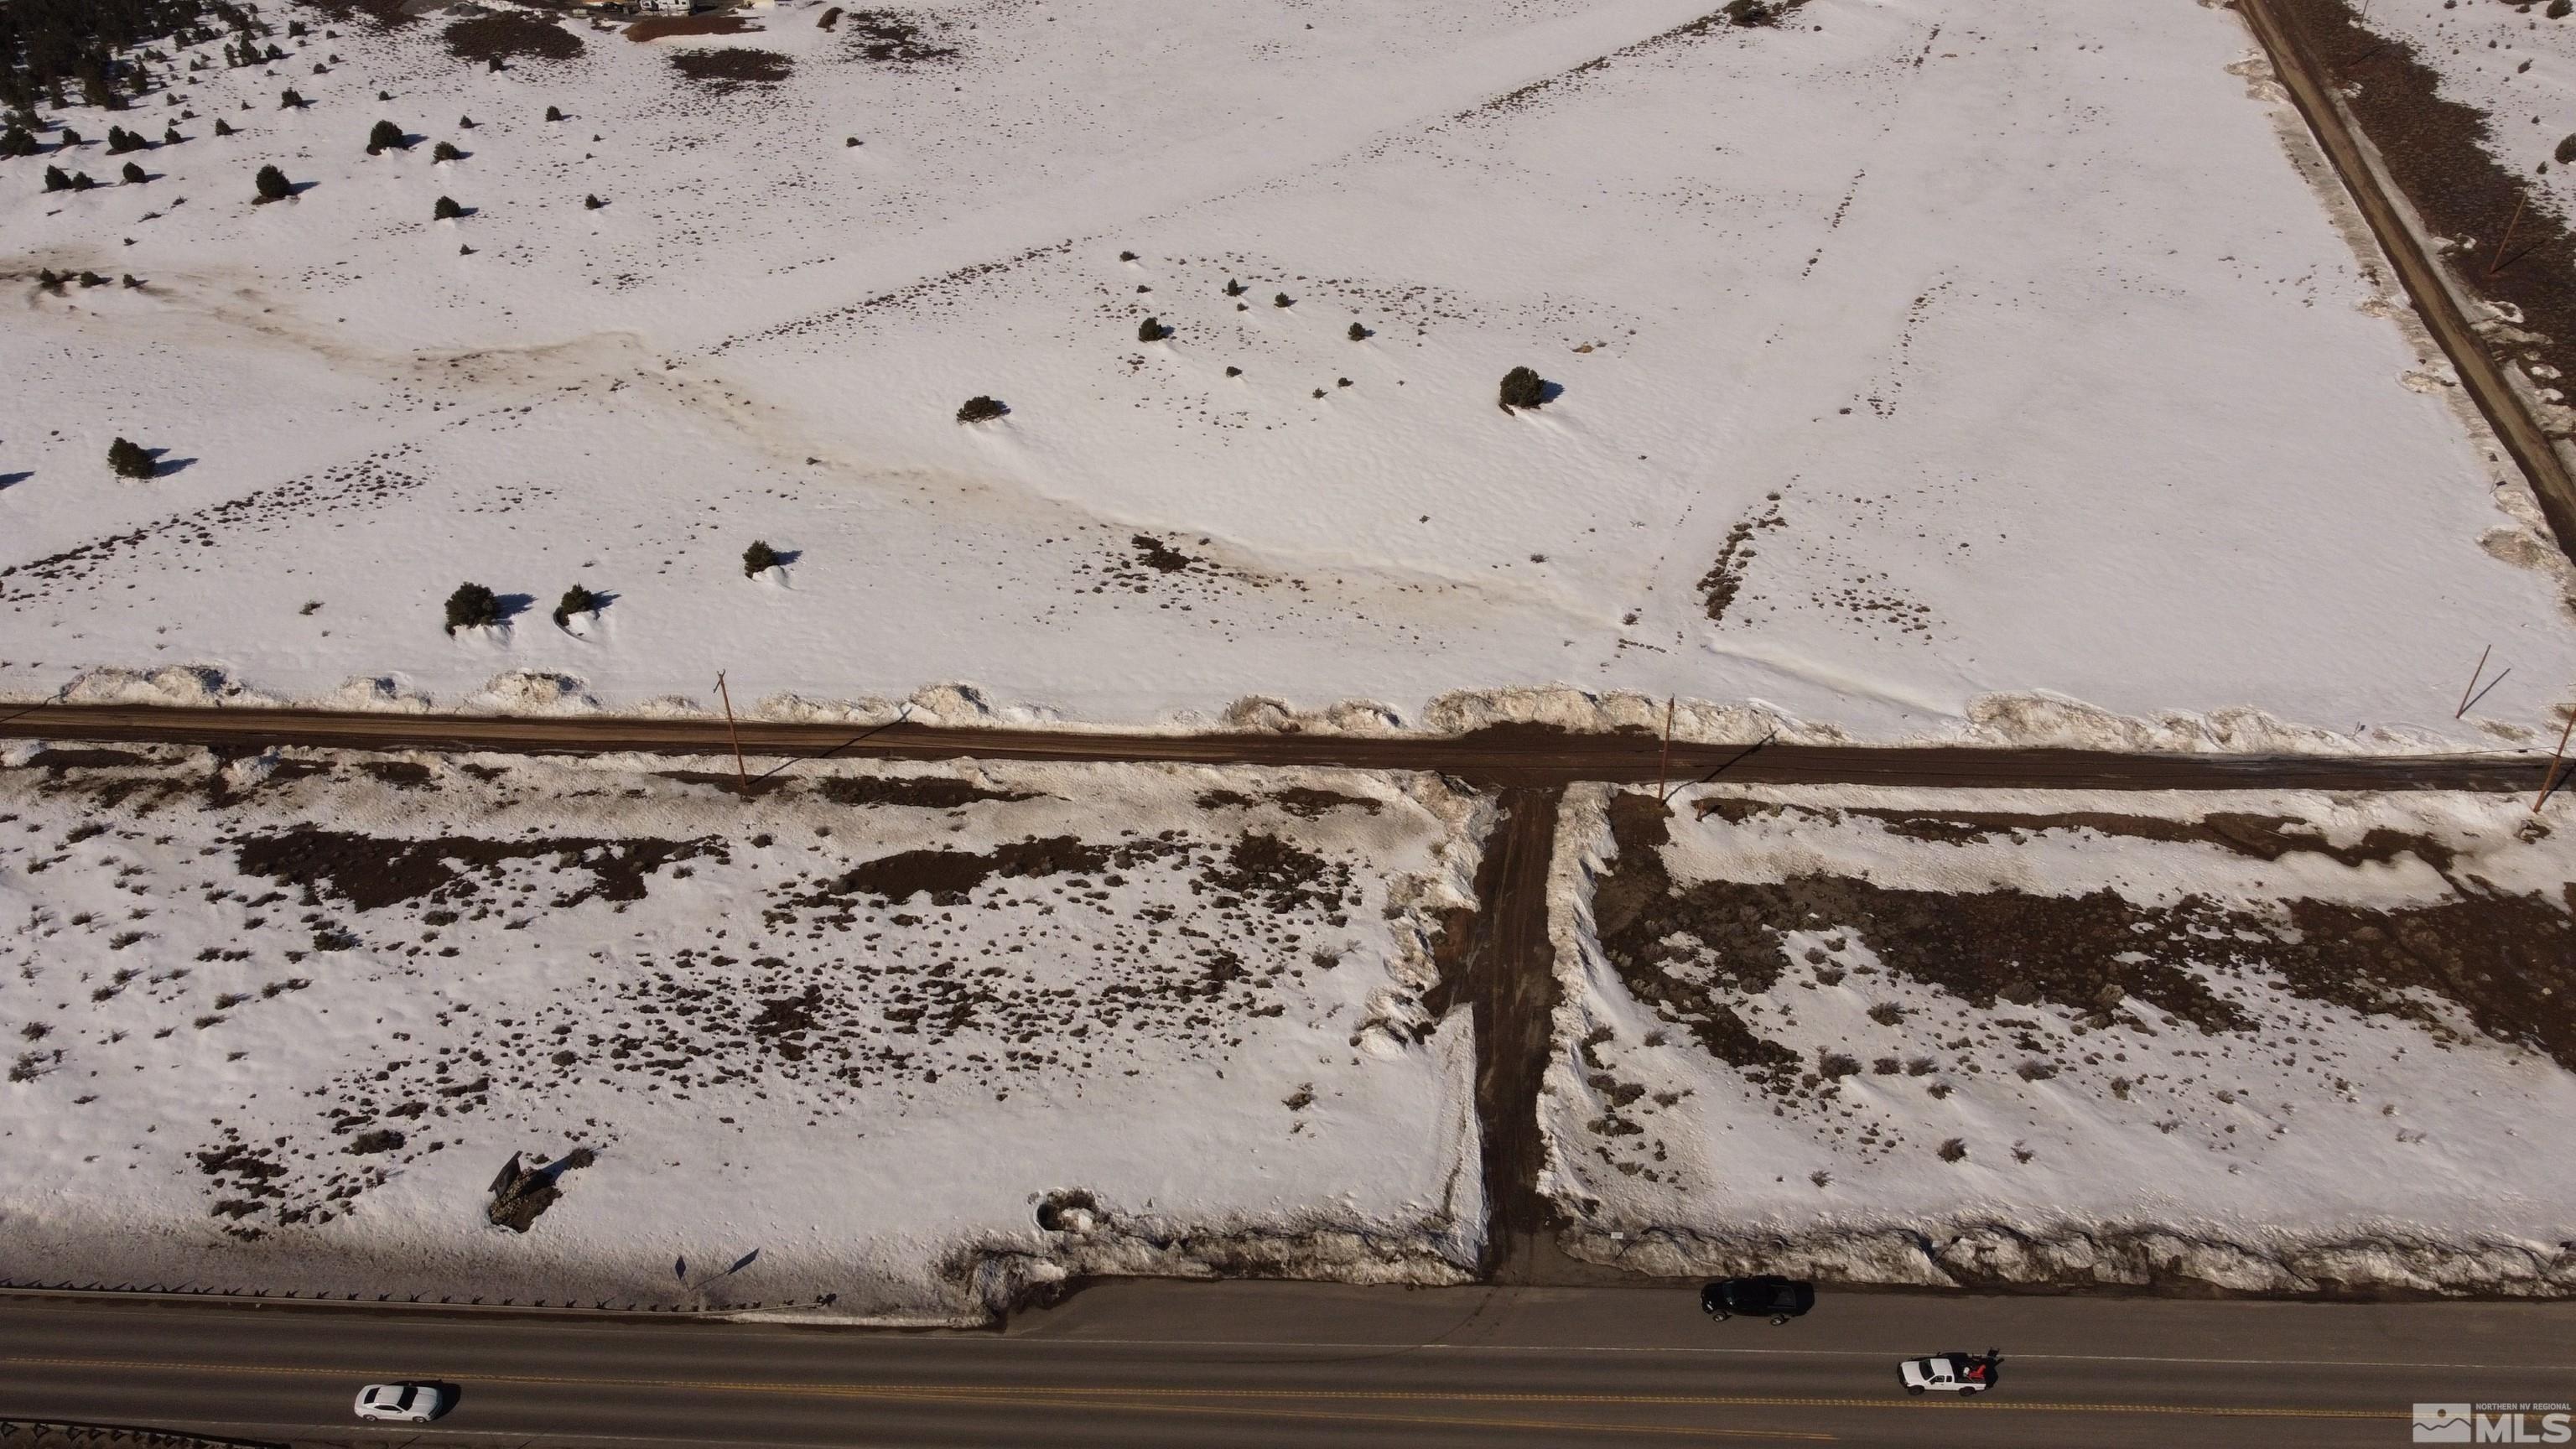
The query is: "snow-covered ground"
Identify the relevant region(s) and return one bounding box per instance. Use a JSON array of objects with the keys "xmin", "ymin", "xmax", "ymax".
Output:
[
  {"xmin": 3, "ymin": 0, "xmax": 2573, "ymax": 747},
  {"xmin": 1545, "ymin": 781, "xmax": 2576, "ymax": 1295},
  {"xmin": 0, "ymin": 745, "xmax": 1487, "ymax": 1322}
]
